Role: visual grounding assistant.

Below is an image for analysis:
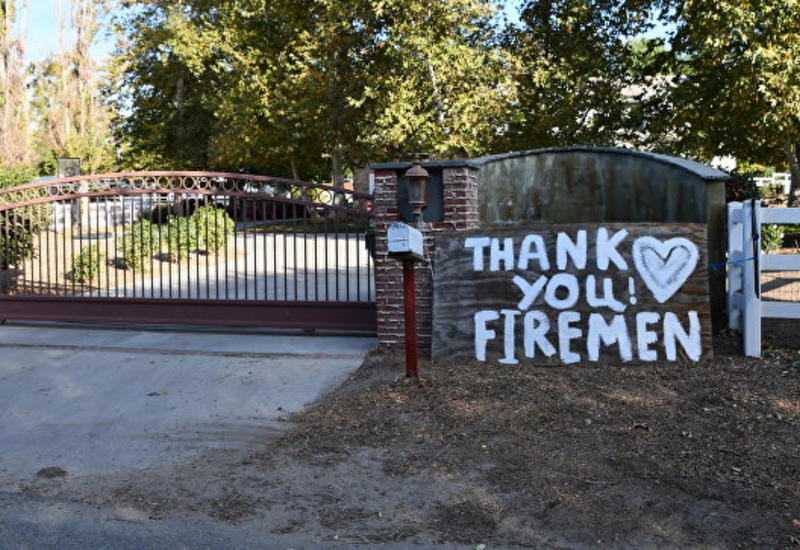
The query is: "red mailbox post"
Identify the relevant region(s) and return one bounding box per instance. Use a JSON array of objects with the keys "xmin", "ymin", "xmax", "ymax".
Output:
[{"xmin": 387, "ymin": 222, "xmax": 425, "ymax": 377}]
